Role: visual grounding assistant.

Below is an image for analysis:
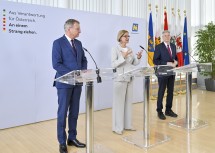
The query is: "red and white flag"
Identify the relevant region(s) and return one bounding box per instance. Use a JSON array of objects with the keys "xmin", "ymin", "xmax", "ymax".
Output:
[
  {"xmin": 175, "ymin": 12, "xmax": 184, "ymax": 67},
  {"xmin": 164, "ymin": 10, "xmax": 168, "ymax": 30},
  {"xmin": 170, "ymin": 9, "xmax": 176, "ymax": 44}
]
